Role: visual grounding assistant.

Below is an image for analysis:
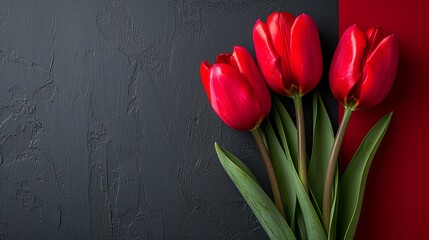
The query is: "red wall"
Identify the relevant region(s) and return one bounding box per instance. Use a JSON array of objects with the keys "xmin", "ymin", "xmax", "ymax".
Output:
[{"xmin": 339, "ymin": 0, "xmax": 429, "ymax": 238}]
